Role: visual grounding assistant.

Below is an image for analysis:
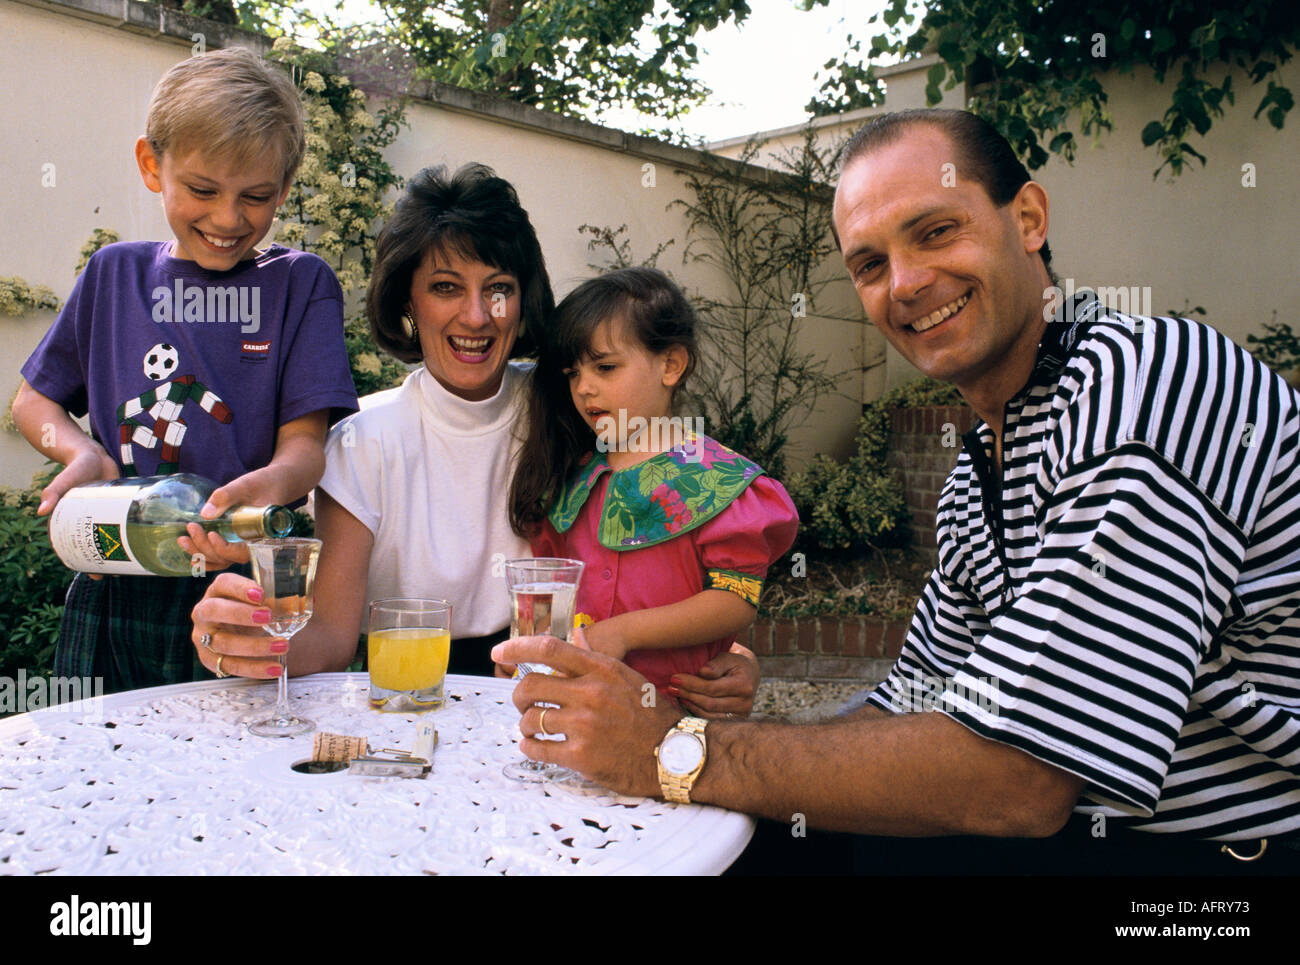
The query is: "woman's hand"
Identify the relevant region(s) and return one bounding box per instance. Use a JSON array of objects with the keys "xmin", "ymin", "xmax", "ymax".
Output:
[
  {"xmin": 189, "ymin": 572, "xmax": 287, "ymax": 680},
  {"xmin": 669, "ymin": 642, "xmax": 761, "ymax": 719}
]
